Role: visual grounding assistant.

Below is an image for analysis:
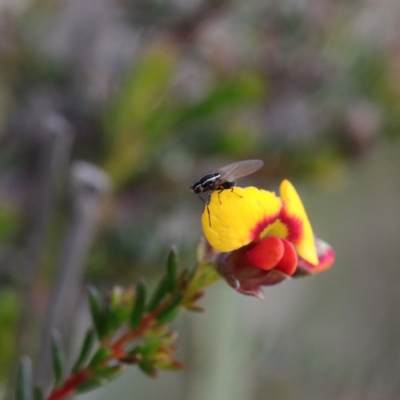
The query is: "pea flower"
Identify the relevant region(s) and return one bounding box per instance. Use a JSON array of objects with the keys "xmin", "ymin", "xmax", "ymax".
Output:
[{"xmin": 201, "ymin": 180, "xmax": 335, "ymax": 298}]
